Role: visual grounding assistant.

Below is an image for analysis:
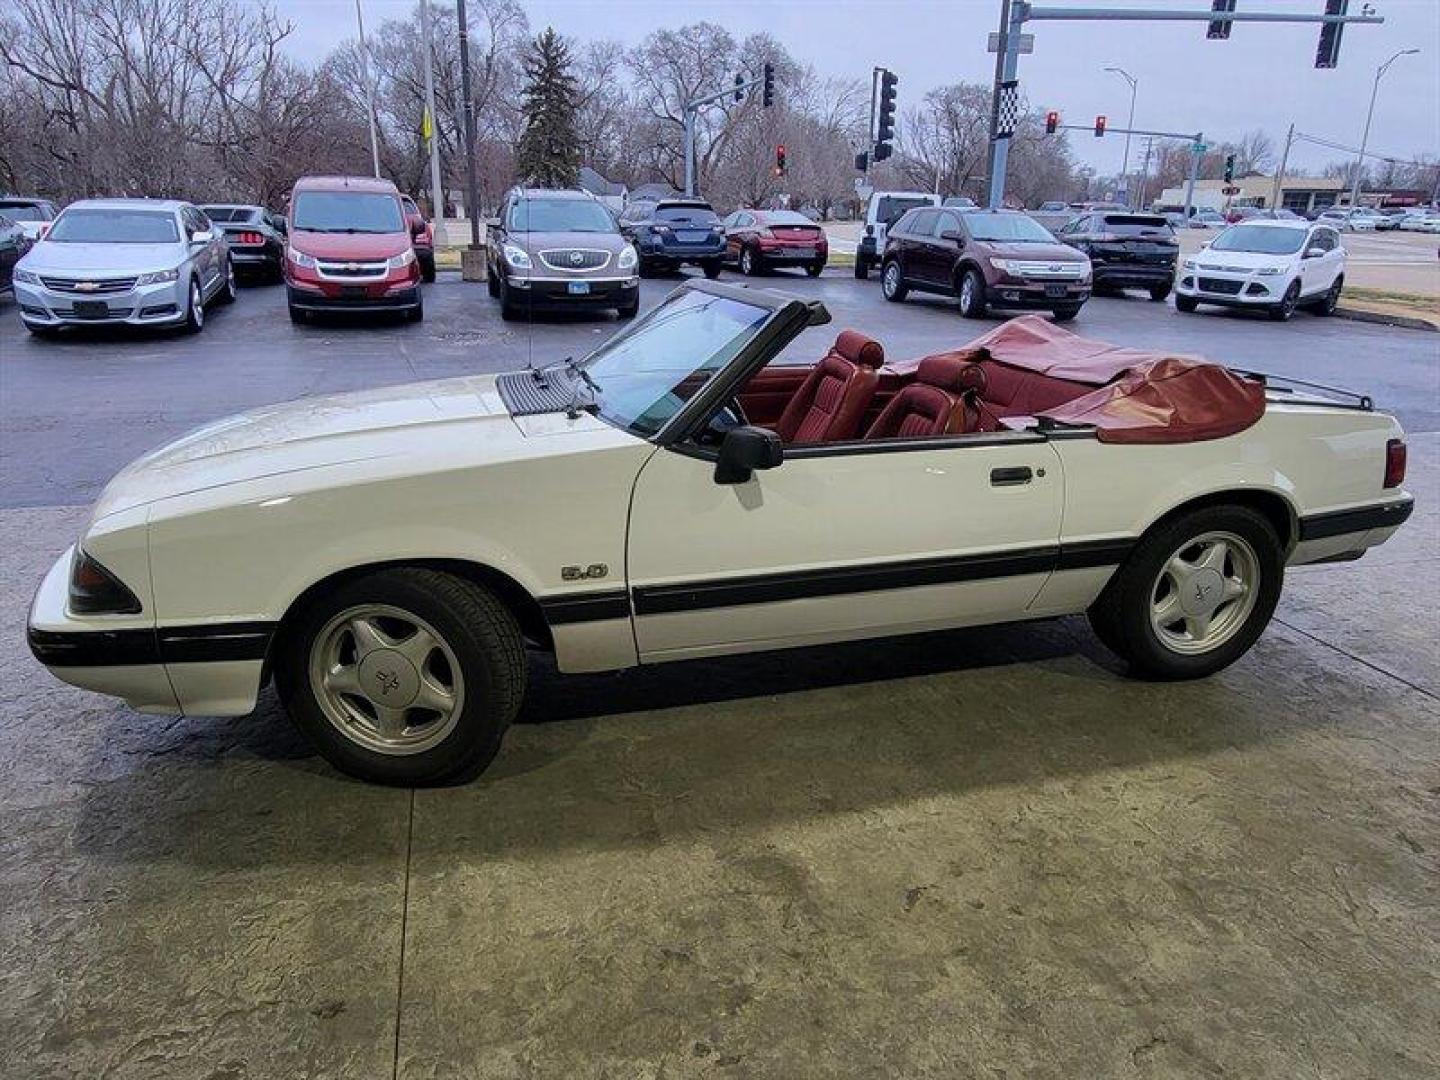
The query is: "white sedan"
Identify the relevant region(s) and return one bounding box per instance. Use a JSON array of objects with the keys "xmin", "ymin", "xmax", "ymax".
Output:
[
  {"xmin": 1176, "ymin": 219, "xmax": 1346, "ymax": 321},
  {"xmin": 29, "ymin": 282, "xmax": 1413, "ymax": 785}
]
